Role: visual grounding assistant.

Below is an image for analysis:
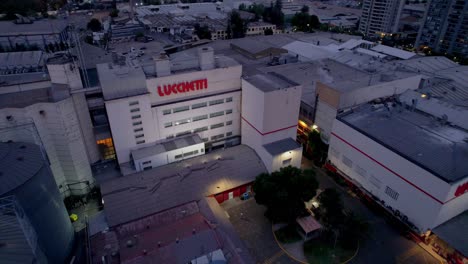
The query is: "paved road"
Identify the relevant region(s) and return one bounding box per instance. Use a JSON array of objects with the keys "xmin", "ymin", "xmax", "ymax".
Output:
[{"xmin": 301, "ymin": 159, "xmax": 439, "ymax": 264}]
